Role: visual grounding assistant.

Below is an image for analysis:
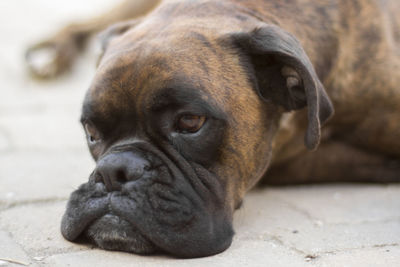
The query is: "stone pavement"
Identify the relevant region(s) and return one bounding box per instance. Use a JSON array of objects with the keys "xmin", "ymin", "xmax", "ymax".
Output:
[{"xmin": 0, "ymin": 1, "xmax": 399, "ymax": 266}]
